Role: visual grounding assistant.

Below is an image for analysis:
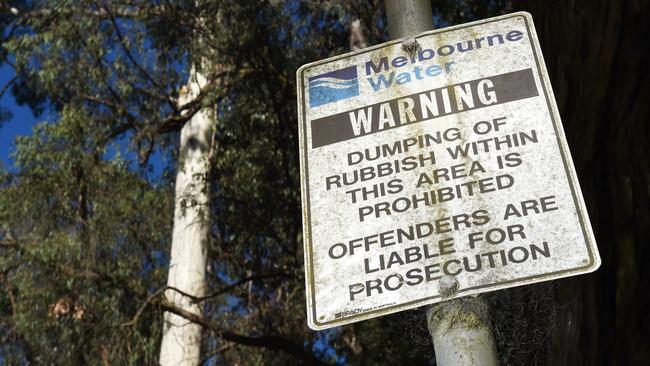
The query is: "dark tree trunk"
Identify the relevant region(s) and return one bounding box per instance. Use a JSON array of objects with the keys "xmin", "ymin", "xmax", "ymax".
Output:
[{"xmin": 511, "ymin": 0, "xmax": 650, "ymax": 364}]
